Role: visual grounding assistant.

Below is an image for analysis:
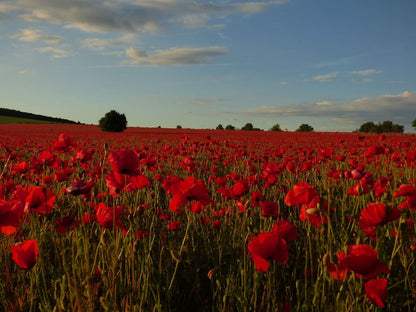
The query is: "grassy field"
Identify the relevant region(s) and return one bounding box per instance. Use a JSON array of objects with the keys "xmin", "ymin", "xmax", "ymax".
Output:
[{"xmin": 0, "ymin": 116, "xmax": 59, "ymax": 124}]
